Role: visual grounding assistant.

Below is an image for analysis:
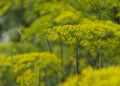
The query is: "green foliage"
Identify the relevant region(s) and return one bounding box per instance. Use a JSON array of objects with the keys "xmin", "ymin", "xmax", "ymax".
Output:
[
  {"xmin": 69, "ymin": 0, "xmax": 120, "ymax": 23},
  {"xmin": 59, "ymin": 66, "xmax": 120, "ymax": 86},
  {"xmin": 0, "ymin": 52, "xmax": 62, "ymax": 86},
  {"xmin": 0, "ymin": 55, "xmax": 15, "ymax": 86},
  {"xmin": 0, "ymin": 42, "xmax": 39, "ymax": 56},
  {"xmin": 45, "ymin": 20, "xmax": 120, "ymax": 68},
  {"xmin": 0, "ymin": 1, "xmax": 10, "ymax": 16},
  {"xmin": 0, "ymin": 0, "xmax": 120, "ymax": 85},
  {"xmin": 45, "ymin": 20, "xmax": 120, "ymax": 44}
]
